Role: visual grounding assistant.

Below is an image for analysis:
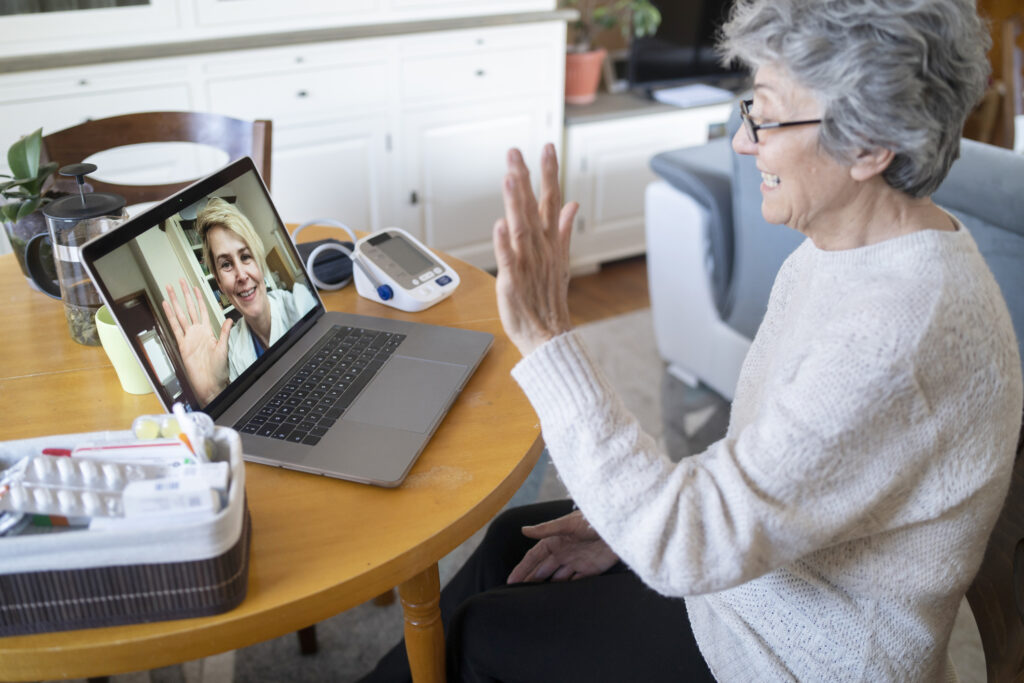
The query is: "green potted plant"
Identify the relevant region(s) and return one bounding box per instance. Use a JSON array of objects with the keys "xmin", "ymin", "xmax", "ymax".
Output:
[
  {"xmin": 1, "ymin": 129, "xmax": 59, "ymax": 287},
  {"xmin": 563, "ymin": 0, "xmax": 662, "ymax": 104}
]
